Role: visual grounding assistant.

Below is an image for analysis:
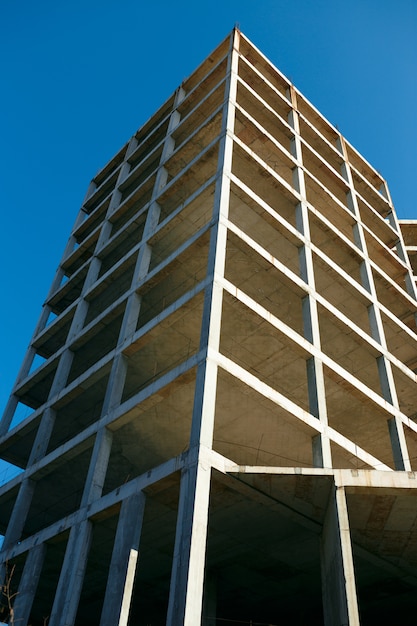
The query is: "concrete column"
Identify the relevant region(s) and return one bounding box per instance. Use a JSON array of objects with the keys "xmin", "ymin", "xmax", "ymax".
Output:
[
  {"xmin": 49, "ymin": 520, "xmax": 93, "ymax": 626},
  {"xmin": 2, "ymin": 479, "xmax": 35, "ymax": 550},
  {"xmin": 100, "ymin": 492, "xmax": 146, "ymax": 626},
  {"xmin": 289, "ymin": 94, "xmax": 332, "ymax": 469},
  {"xmin": 49, "ymin": 349, "xmax": 75, "ymax": 395},
  {"xmin": 82, "ymin": 179, "xmax": 98, "ymax": 204},
  {"xmin": 12, "ymin": 543, "xmax": 47, "ymax": 626},
  {"xmin": 320, "ymin": 485, "xmax": 360, "ymax": 626},
  {"xmin": 166, "ymin": 457, "xmax": 212, "ymax": 626},
  {"xmin": 118, "ymin": 292, "xmax": 142, "ymax": 344},
  {"xmin": 388, "ymin": 416, "xmax": 411, "ymax": 471},
  {"xmin": 101, "ymin": 354, "xmax": 128, "ymax": 417},
  {"xmin": 81, "ymin": 427, "xmax": 113, "ymax": 506},
  {"xmin": 28, "ymin": 407, "xmax": 56, "ymax": 465},
  {"xmin": 0, "ymin": 394, "xmax": 19, "ymax": 436},
  {"xmin": 190, "ymin": 28, "xmax": 238, "ymax": 449},
  {"xmin": 167, "ymin": 31, "xmax": 239, "ymax": 626},
  {"xmin": 0, "ymin": 347, "xmax": 44, "ymax": 433}
]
